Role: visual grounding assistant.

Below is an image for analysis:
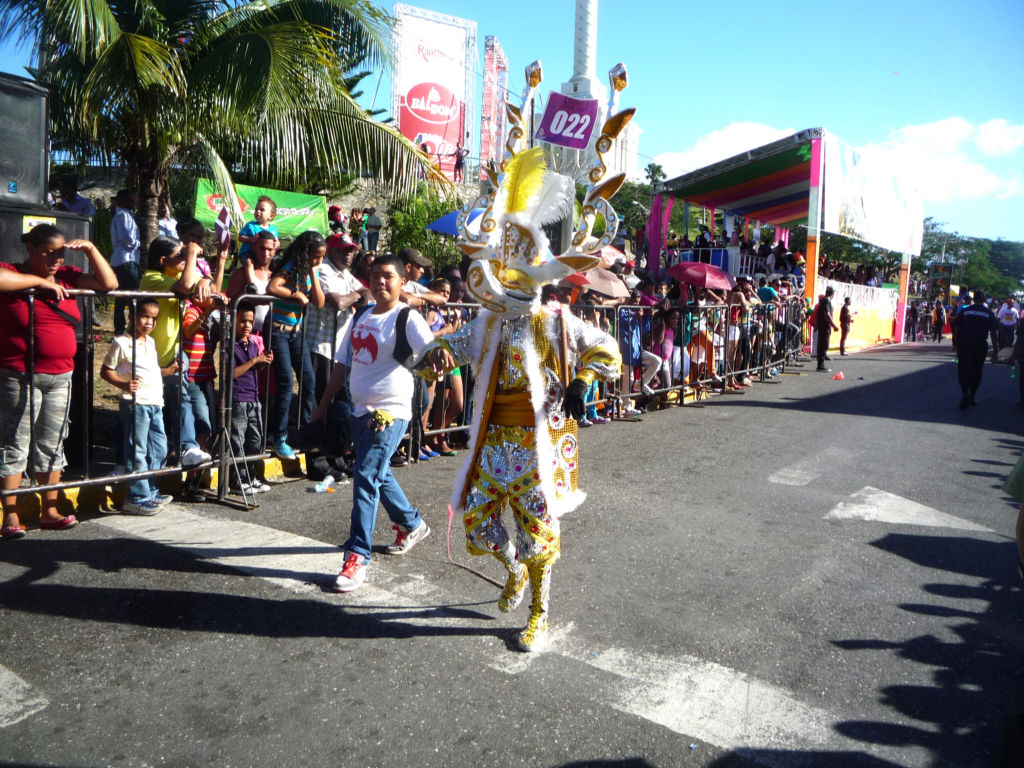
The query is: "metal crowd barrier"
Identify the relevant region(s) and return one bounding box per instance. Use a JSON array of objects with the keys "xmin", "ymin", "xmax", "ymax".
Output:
[
  {"xmin": 5, "ymin": 287, "xmax": 224, "ymax": 501},
  {"xmin": 5, "ymin": 286, "xmax": 812, "ymax": 508}
]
